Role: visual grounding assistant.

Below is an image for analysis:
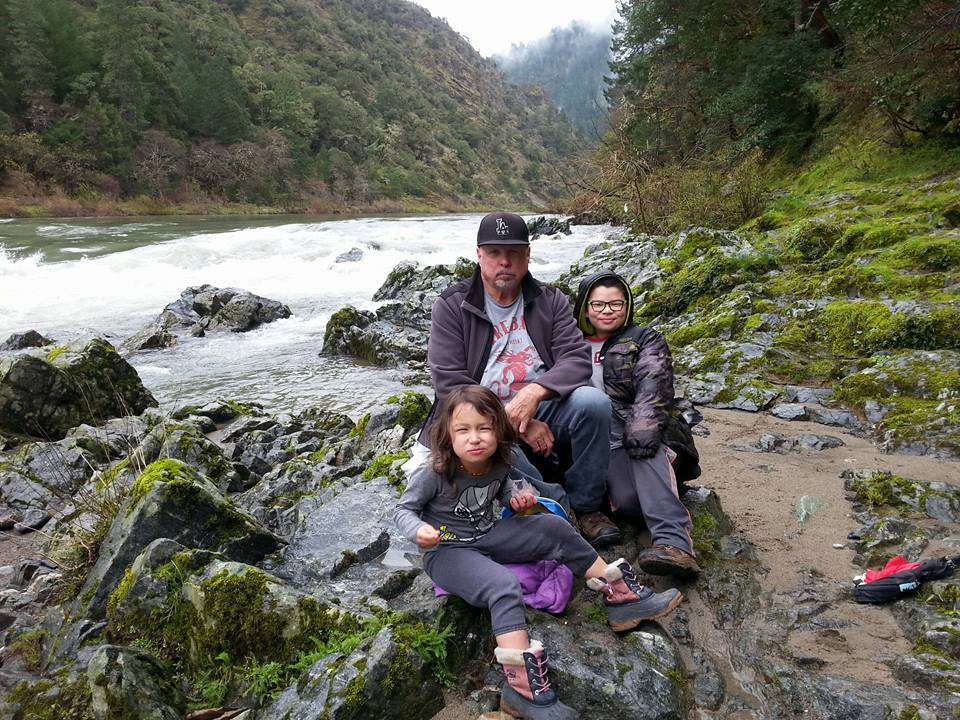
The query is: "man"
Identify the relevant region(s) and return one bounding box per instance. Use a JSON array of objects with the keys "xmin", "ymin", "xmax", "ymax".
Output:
[{"xmin": 424, "ymin": 210, "xmax": 620, "ymax": 547}]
